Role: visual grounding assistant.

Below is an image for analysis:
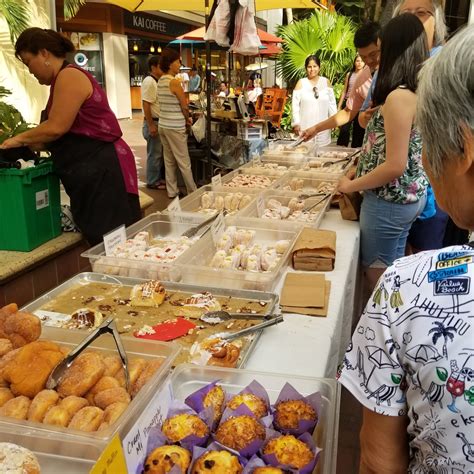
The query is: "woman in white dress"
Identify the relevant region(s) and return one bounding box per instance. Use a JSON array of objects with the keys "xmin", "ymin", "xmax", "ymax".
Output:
[{"xmin": 292, "ymin": 55, "xmax": 337, "ymax": 147}]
